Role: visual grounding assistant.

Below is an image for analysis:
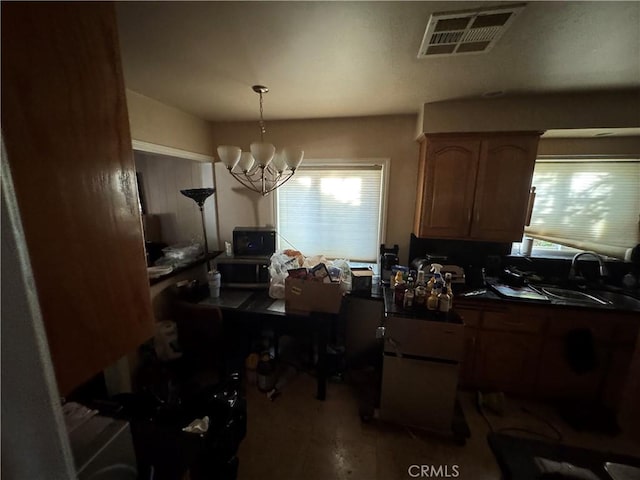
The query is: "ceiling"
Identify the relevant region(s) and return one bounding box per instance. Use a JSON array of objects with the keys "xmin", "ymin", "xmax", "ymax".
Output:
[{"xmin": 116, "ymin": 1, "xmax": 640, "ymax": 123}]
